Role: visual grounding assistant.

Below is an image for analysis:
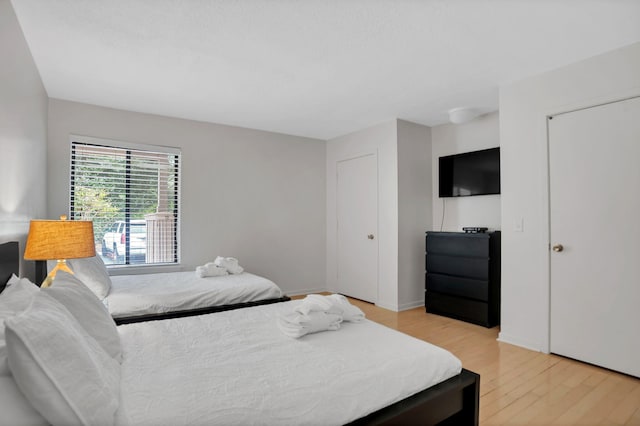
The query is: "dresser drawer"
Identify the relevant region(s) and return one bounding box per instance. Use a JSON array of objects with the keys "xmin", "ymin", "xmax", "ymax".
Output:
[
  {"xmin": 425, "ymin": 291, "xmax": 491, "ymax": 327},
  {"xmin": 426, "ymin": 273, "xmax": 489, "ymax": 302},
  {"xmin": 426, "ymin": 254, "xmax": 489, "ymax": 280},
  {"xmin": 426, "ymin": 233, "xmax": 489, "ymax": 257}
]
